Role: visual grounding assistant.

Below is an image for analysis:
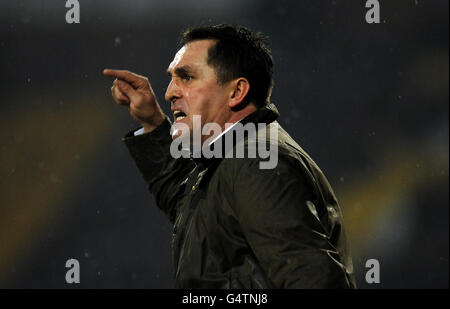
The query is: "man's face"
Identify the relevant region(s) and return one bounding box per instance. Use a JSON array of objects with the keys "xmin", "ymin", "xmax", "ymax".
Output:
[{"xmin": 165, "ymin": 40, "xmax": 231, "ymax": 140}]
